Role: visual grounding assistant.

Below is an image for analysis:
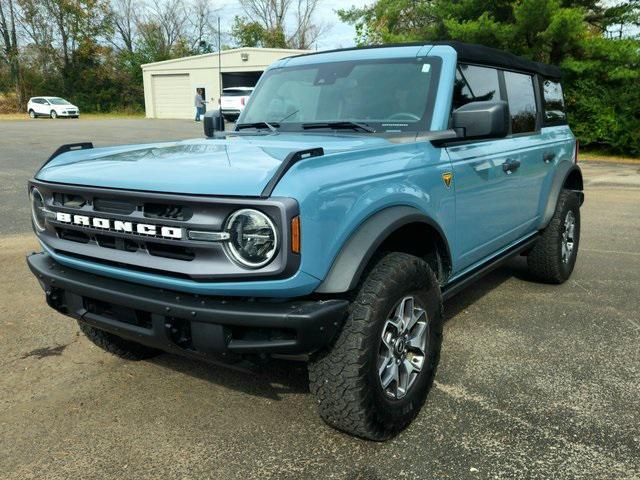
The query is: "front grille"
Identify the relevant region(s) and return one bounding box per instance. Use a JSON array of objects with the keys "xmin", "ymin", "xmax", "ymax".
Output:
[
  {"xmin": 144, "ymin": 203, "xmax": 192, "ymax": 221},
  {"xmin": 94, "ymin": 197, "xmax": 135, "ymax": 214},
  {"xmin": 95, "ymin": 234, "xmax": 139, "ymax": 252},
  {"xmin": 48, "ymin": 191, "xmax": 195, "ymax": 261},
  {"xmin": 32, "ymin": 180, "xmax": 298, "ymax": 281},
  {"xmin": 56, "ymin": 221, "xmax": 195, "ymax": 262},
  {"xmin": 56, "ymin": 227, "xmax": 90, "ymax": 244},
  {"xmin": 53, "ymin": 193, "xmax": 85, "ymax": 208},
  {"xmin": 146, "ymin": 241, "xmax": 195, "ymax": 261}
]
